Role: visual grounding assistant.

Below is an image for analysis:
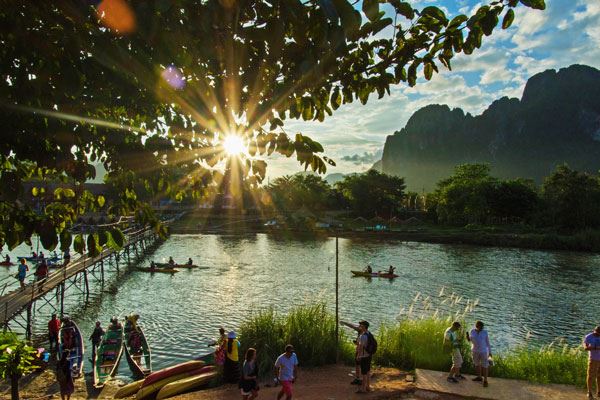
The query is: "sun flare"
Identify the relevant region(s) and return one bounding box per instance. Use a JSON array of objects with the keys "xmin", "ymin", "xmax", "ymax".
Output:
[{"xmin": 222, "ymin": 135, "xmax": 245, "ymax": 156}]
